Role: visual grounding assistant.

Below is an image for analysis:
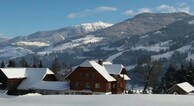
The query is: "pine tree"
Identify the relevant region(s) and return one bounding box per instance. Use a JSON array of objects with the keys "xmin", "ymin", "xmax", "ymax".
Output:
[
  {"xmin": 1, "ymin": 61, "xmax": 5, "ymax": 68},
  {"xmin": 32, "ymin": 62, "xmax": 37, "ymax": 68},
  {"xmin": 176, "ymin": 64, "xmax": 186, "ymax": 83},
  {"xmin": 186, "ymin": 60, "xmax": 194, "ymax": 85},
  {"xmin": 7, "ymin": 60, "xmax": 16, "ymax": 67},
  {"xmin": 166, "ymin": 65, "xmax": 177, "ymax": 88},
  {"xmin": 158, "ymin": 64, "xmax": 177, "ymax": 93},
  {"xmin": 39, "ymin": 60, "xmax": 43, "ymax": 68},
  {"xmin": 19, "ymin": 58, "xmax": 29, "ymax": 67}
]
